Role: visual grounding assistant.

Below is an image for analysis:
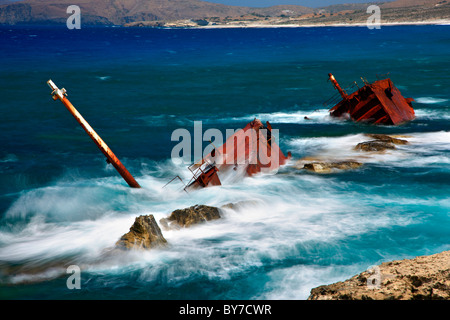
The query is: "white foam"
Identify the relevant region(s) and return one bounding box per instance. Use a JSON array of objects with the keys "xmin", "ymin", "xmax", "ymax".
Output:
[
  {"xmin": 288, "ymin": 131, "xmax": 450, "ymax": 167},
  {"xmin": 415, "ymin": 109, "xmax": 450, "ymax": 120},
  {"xmin": 8, "ymin": 268, "xmax": 66, "ymax": 284},
  {"xmin": 229, "ymin": 109, "xmax": 338, "ymax": 124},
  {"xmin": 415, "ymin": 97, "xmax": 448, "ymax": 104},
  {"xmin": 96, "ymin": 76, "xmax": 111, "ymax": 81},
  {"xmin": 257, "ymin": 264, "xmax": 364, "ymax": 300},
  {"xmin": 0, "ymin": 161, "xmax": 413, "ymax": 285},
  {"xmin": 1, "ymin": 131, "xmax": 448, "ymax": 289}
]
